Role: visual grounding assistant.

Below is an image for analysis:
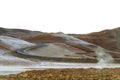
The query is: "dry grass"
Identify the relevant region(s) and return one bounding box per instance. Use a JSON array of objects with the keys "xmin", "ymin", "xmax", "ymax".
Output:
[{"xmin": 1, "ymin": 68, "xmax": 120, "ymax": 80}]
